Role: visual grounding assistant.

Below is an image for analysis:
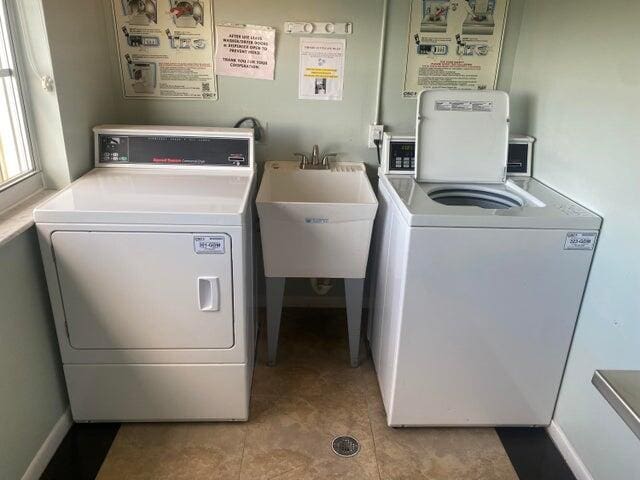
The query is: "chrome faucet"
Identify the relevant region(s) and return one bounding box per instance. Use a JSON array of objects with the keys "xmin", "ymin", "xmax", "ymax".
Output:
[
  {"xmin": 294, "ymin": 145, "xmax": 337, "ymax": 170},
  {"xmin": 311, "ymin": 144, "xmax": 320, "ymax": 166}
]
